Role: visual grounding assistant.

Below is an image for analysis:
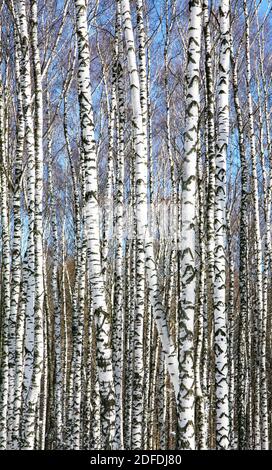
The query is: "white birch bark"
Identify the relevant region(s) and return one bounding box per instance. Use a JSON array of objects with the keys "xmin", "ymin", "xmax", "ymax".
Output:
[
  {"xmin": 243, "ymin": 0, "xmax": 264, "ymax": 449},
  {"xmin": 203, "ymin": 0, "xmax": 216, "ymax": 323},
  {"xmin": 231, "ymin": 41, "xmax": 248, "ymax": 451},
  {"xmin": 120, "ymin": 0, "xmax": 179, "ymax": 402},
  {"xmin": 112, "ymin": 5, "xmax": 125, "ymax": 448},
  {"xmin": 47, "ymin": 105, "xmax": 63, "ymax": 447},
  {"xmin": 195, "ymin": 151, "xmax": 208, "ymax": 449},
  {"xmin": 227, "ymin": 212, "xmax": 235, "ymax": 449},
  {"xmin": 214, "ymin": 0, "xmax": 230, "ymax": 449},
  {"xmin": 8, "ymin": 27, "xmax": 24, "ymax": 449},
  {"xmin": 22, "ymin": 0, "xmax": 44, "ymax": 449},
  {"xmin": 74, "ymin": 0, "xmax": 115, "ymax": 448},
  {"xmin": 16, "ymin": 2, "xmax": 36, "ymax": 441},
  {"xmin": 0, "ymin": 82, "xmax": 11, "ymax": 450},
  {"xmin": 178, "ymin": 0, "xmax": 202, "ymax": 450}
]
